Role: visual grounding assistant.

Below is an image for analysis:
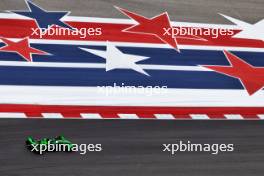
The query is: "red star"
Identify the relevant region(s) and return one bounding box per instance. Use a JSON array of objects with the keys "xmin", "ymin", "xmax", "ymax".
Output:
[
  {"xmin": 115, "ymin": 6, "xmax": 179, "ymax": 51},
  {"xmin": 203, "ymin": 50, "xmax": 264, "ymax": 95},
  {"xmin": 0, "ymin": 37, "xmax": 48, "ymax": 62}
]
